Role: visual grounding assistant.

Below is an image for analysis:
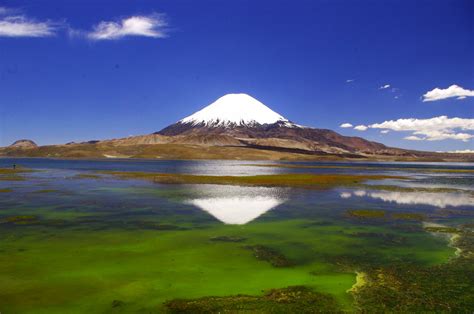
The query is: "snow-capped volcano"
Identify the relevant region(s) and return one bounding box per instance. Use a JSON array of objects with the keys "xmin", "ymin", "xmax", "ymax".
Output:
[
  {"xmin": 179, "ymin": 93, "xmax": 290, "ymax": 127},
  {"xmin": 5, "ymin": 92, "xmax": 444, "ymax": 160},
  {"xmin": 156, "ymin": 93, "xmax": 398, "ymax": 156}
]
